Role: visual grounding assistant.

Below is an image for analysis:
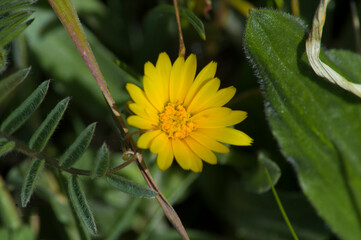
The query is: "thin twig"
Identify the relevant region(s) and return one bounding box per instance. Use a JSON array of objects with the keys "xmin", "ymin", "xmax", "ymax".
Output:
[
  {"xmin": 263, "ymin": 164, "xmax": 299, "ymax": 240},
  {"xmin": 291, "ymin": 0, "xmax": 300, "ymax": 17},
  {"xmin": 173, "ymin": 0, "xmax": 186, "ymax": 57},
  {"xmin": 0, "ymin": 132, "xmax": 91, "ymax": 176}
]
